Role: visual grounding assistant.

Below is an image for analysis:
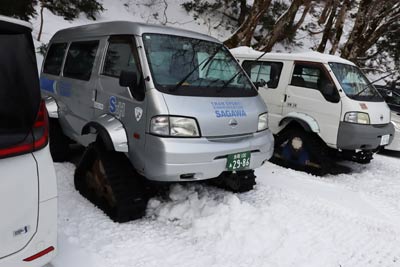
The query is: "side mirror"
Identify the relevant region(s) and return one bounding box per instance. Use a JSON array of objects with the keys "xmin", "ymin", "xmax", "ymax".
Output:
[
  {"xmin": 119, "ymin": 70, "xmax": 144, "ymax": 101},
  {"xmin": 322, "ymin": 83, "xmax": 335, "ymax": 96},
  {"xmin": 386, "ymin": 90, "xmax": 393, "ymax": 97},
  {"xmin": 254, "ymin": 79, "xmax": 268, "ymax": 89}
]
